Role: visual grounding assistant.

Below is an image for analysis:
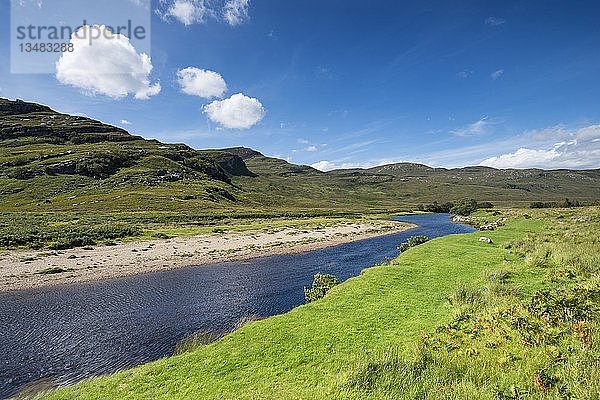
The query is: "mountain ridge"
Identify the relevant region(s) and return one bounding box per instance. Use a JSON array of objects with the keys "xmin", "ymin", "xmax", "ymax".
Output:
[{"xmin": 1, "ymin": 97, "xmax": 599, "ymax": 213}]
